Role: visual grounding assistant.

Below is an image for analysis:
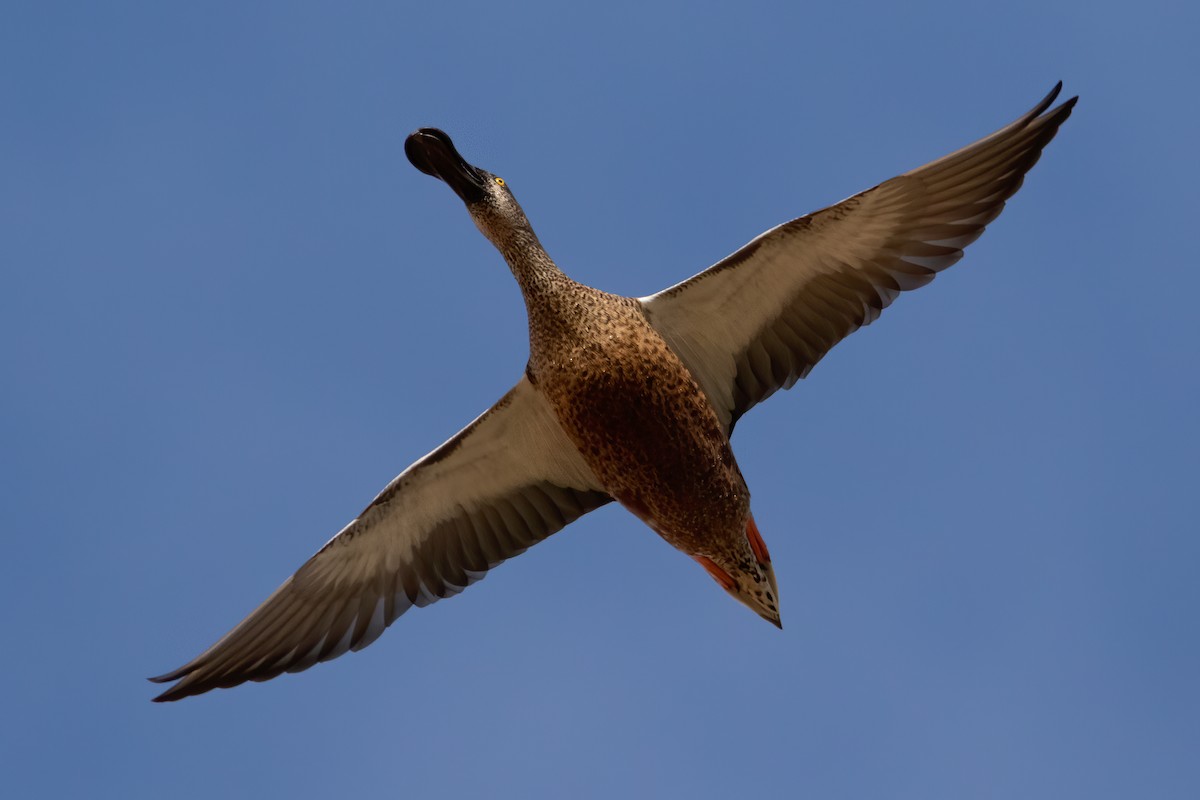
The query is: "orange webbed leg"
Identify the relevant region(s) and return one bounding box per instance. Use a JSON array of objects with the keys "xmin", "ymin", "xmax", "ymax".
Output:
[
  {"xmin": 694, "ymin": 555, "xmax": 736, "ymax": 591},
  {"xmin": 746, "ymin": 514, "xmax": 771, "ymax": 565}
]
